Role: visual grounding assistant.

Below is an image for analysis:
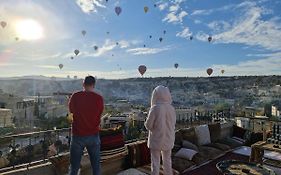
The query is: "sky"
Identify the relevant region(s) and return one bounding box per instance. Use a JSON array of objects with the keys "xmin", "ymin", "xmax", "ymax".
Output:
[{"xmin": 0, "ymin": 0, "xmax": 281, "ymax": 79}]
